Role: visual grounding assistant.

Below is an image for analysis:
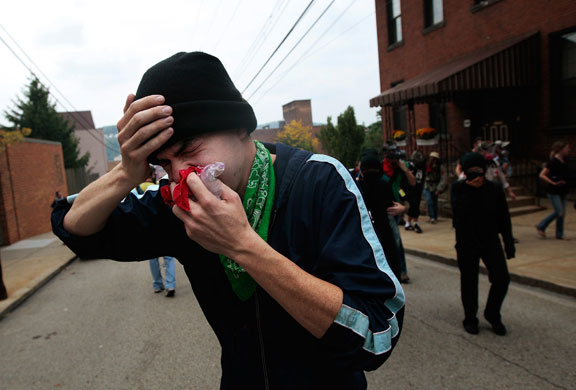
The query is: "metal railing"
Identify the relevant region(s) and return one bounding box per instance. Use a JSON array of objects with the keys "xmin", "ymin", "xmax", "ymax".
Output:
[{"xmin": 508, "ymin": 158, "xmax": 544, "ymax": 206}]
